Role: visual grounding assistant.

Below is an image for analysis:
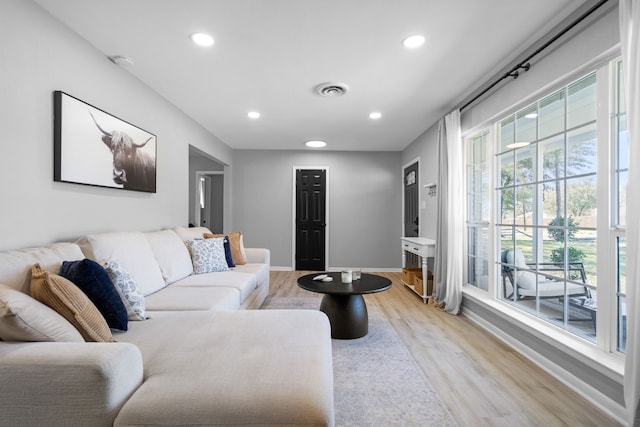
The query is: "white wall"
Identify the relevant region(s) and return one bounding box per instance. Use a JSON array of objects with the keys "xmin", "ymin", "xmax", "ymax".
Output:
[
  {"xmin": 232, "ymin": 150, "xmax": 401, "ymax": 269},
  {"xmin": 0, "ymin": 0, "xmax": 232, "ymax": 251}
]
